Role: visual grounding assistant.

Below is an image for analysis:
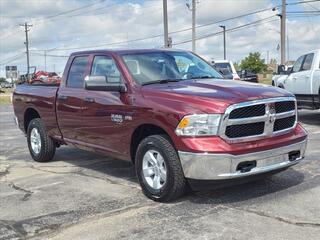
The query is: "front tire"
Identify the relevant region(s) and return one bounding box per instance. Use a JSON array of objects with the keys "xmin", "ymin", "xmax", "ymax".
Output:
[
  {"xmin": 27, "ymin": 118, "xmax": 56, "ymax": 162},
  {"xmin": 135, "ymin": 135, "xmax": 186, "ymax": 202}
]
